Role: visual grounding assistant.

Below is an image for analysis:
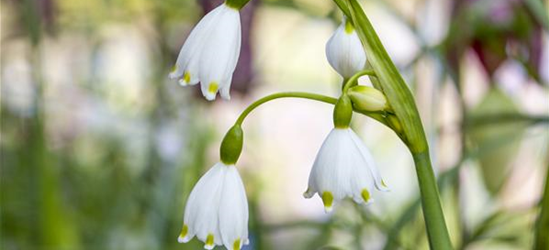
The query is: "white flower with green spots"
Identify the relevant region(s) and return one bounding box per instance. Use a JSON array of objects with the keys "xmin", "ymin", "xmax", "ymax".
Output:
[
  {"xmin": 304, "ymin": 128, "xmax": 389, "ymax": 212},
  {"xmin": 178, "ymin": 162, "xmax": 249, "ymax": 250},
  {"xmin": 170, "ymin": 3, "xmax": 241, "ymax": 101},
  {"xmin": 325, "ymin": 17, "xmax": 366, "ymax": 78}
]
